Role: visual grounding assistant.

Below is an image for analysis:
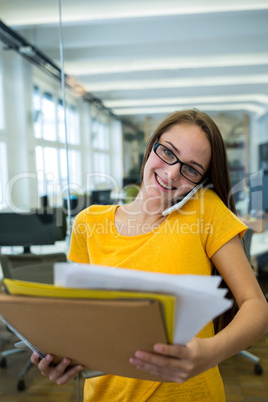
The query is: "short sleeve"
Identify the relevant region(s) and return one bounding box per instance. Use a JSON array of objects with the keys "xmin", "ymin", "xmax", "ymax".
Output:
[
  {"xmin": 200, "ymin": 190, "xmax": 248, "ymax": 259},
  {"xmin": 68, "ymin": 208, "xmax": 90, "ymax": 264}
]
